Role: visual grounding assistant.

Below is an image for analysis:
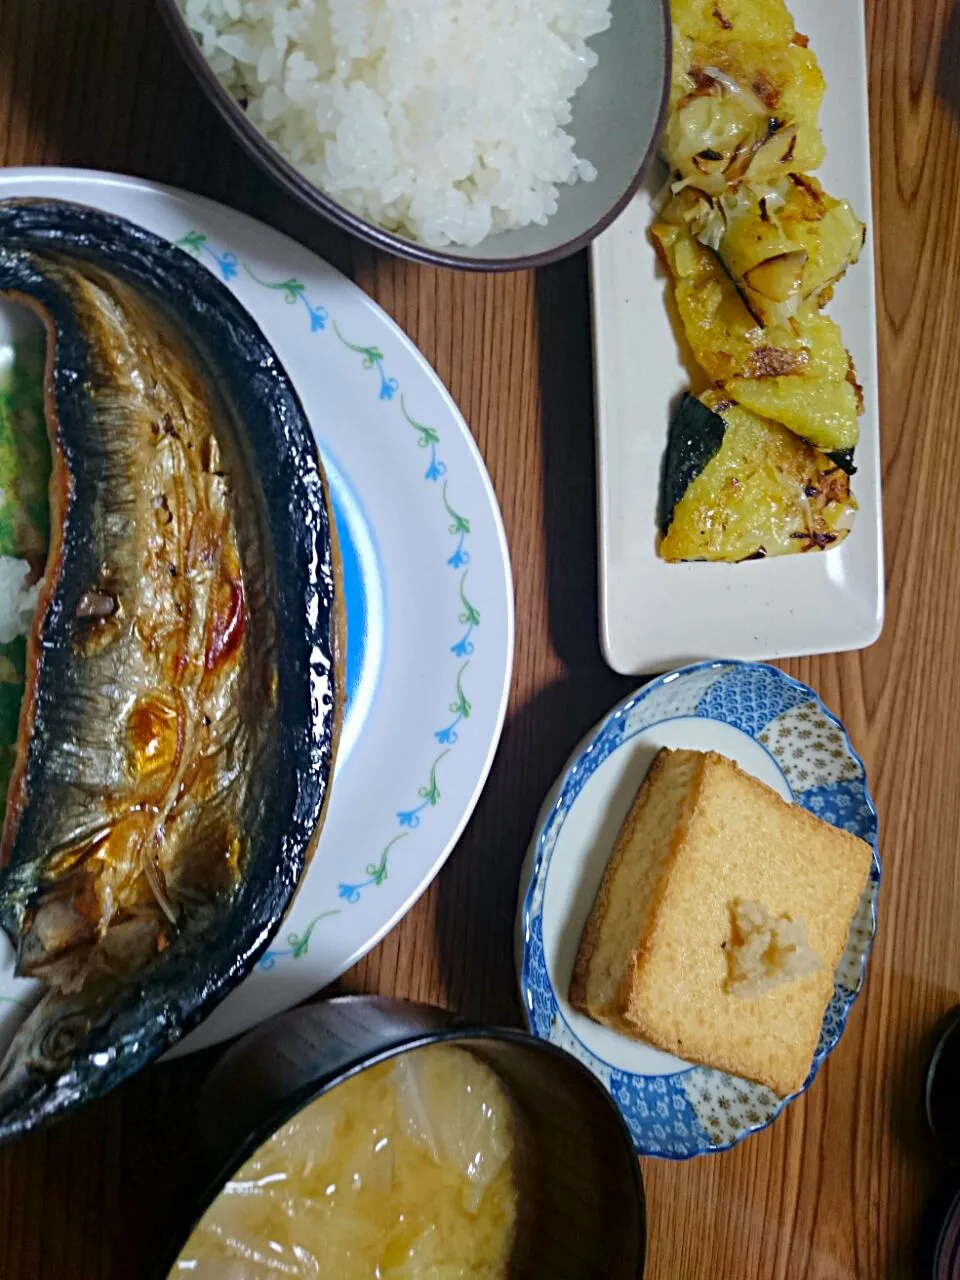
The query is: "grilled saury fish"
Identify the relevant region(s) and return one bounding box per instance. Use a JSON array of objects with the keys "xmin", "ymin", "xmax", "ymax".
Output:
[{"xmin": 0, "ymin": 200, "xmax": 342, "ymax": 1140}]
